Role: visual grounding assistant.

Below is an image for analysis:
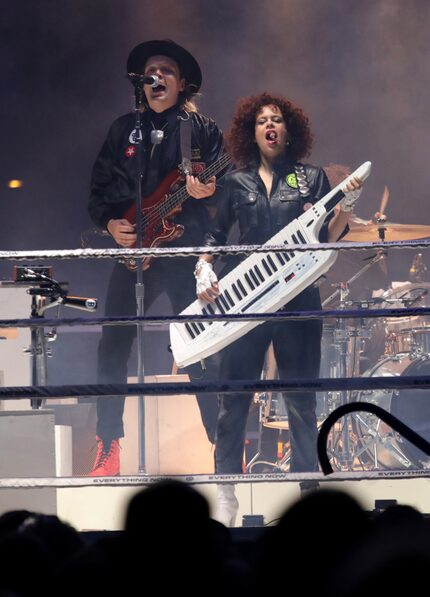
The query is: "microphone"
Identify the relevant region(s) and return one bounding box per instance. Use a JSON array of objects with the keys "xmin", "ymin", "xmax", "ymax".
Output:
[
  {"xmin": 59, "ymin": 296, "xmax": 98, "ymax": 312},
  {"xmin": 127, "ymin": 73, "xmax": 161, "ymax": 87}
]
